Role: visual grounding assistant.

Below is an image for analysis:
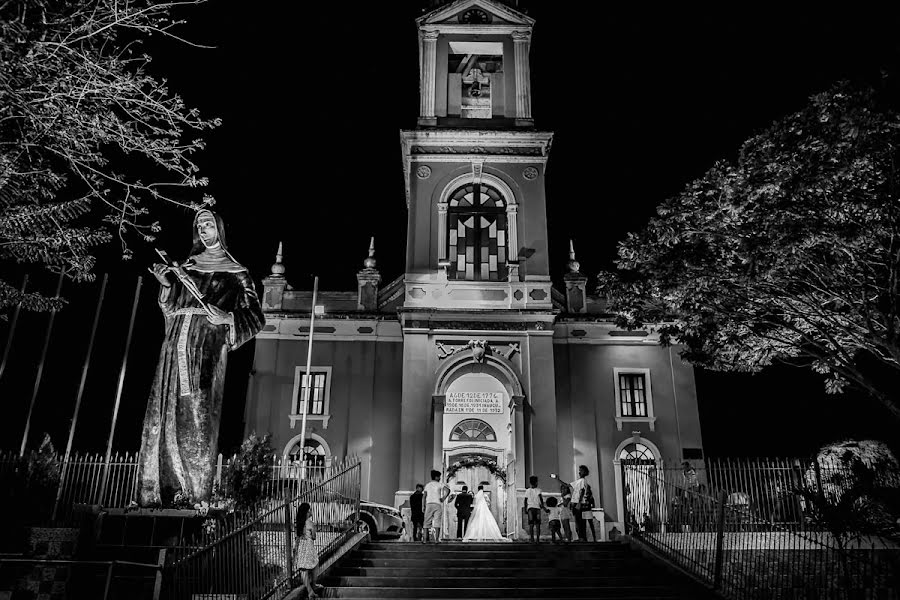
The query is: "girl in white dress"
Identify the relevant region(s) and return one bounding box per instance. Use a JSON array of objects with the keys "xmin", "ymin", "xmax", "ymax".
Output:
[{"xmin": 463, "ymin": 485, "xmax": 509, "ymax": 542}]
